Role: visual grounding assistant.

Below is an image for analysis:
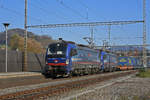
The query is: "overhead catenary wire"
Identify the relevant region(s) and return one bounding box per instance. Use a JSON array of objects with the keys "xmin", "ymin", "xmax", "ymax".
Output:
[
  {"xmin": 96, "ymin": 36, "xmax": 143, "ymax": 40},
  {"xmin": 56, "ymin": 0, "xmax": 86, "ymax": 19},
  {"xmin": 37, "ymin": 0, "xmax": 64, "ymax": 16},
  {"xmin": 78, "ymin": 0, "xmax": 105, "ymax": 20},
  {"xmin": 0, "ymin": 5, "xmax": 47, "ymax": 24},
  {"xmin": 29, "ymin": 0, "xmax": 71, "ymax": 22},
  {"xmin": 0, "ymin": 0, "xmax": 2, "ymax": 6},
  {"xmin": 38, "ymin": 0, "xmax": 86, "ymax": 21}
]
